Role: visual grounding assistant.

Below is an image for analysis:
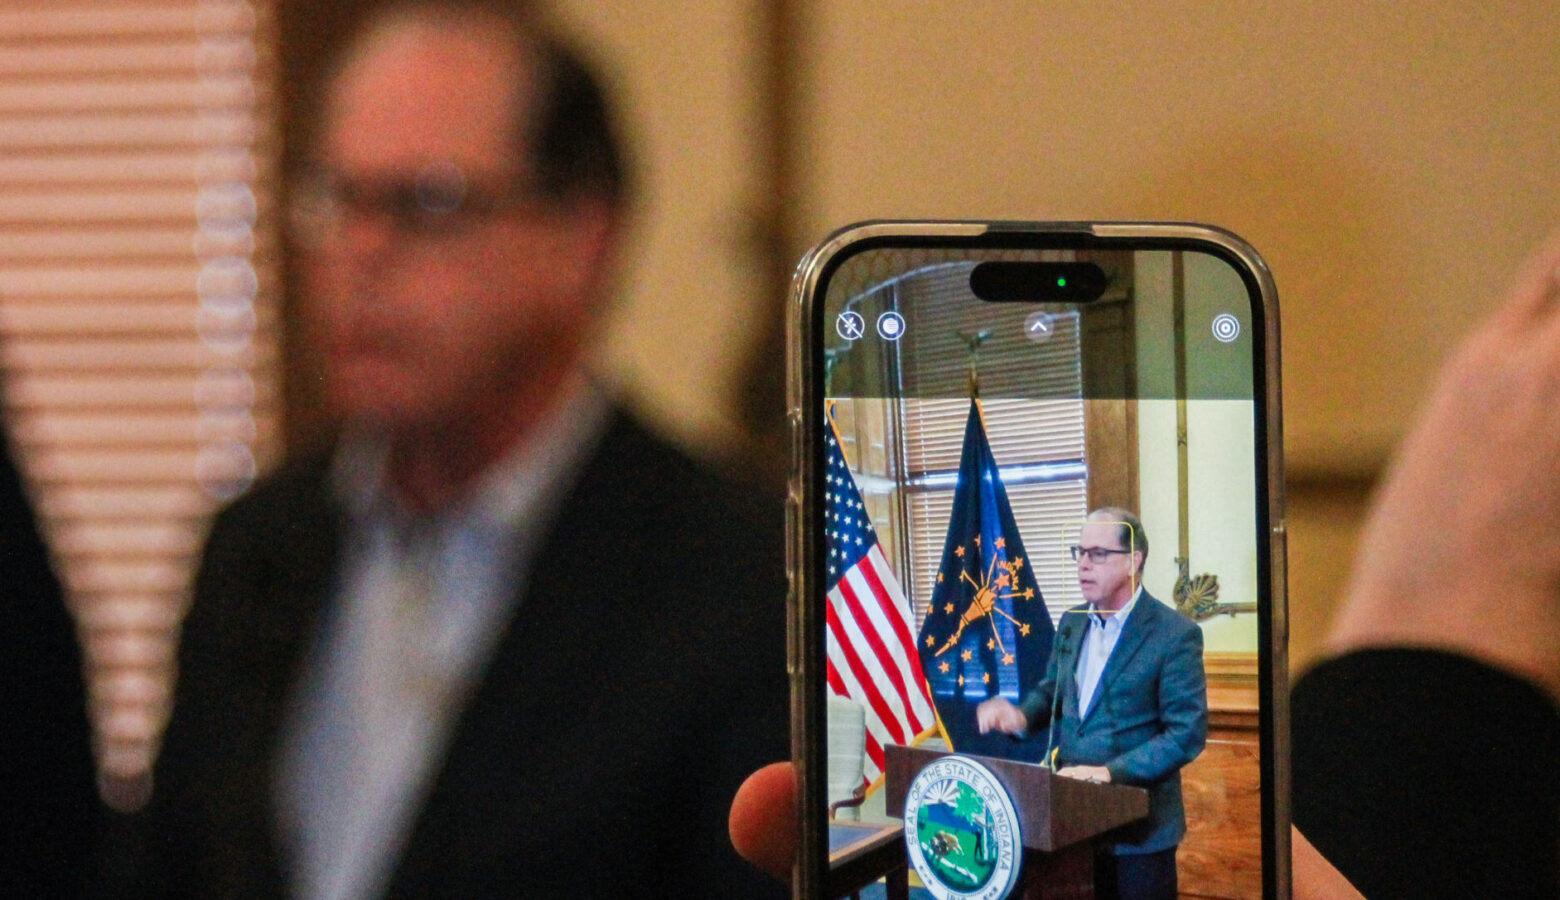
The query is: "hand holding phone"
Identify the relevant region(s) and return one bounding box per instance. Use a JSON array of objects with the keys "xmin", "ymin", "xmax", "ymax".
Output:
[{"xmin": 787, "ymin": 222, "xmax": 1288, "ymax": 899}]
